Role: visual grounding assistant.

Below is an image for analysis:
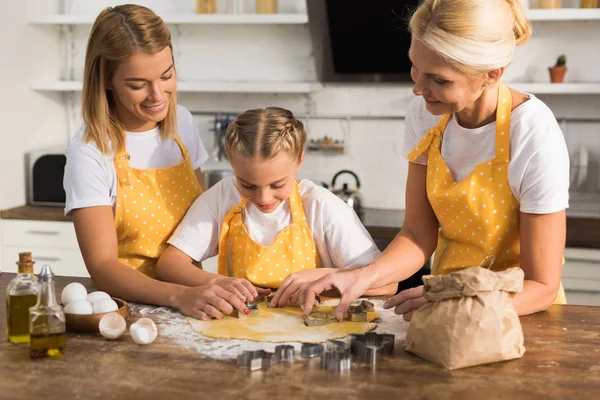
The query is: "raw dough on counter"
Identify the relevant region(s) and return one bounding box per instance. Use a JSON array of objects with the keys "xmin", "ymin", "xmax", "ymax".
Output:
[{"xmin": 187, "ymin": 300, "xmax": 378, "ymax": 343}]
